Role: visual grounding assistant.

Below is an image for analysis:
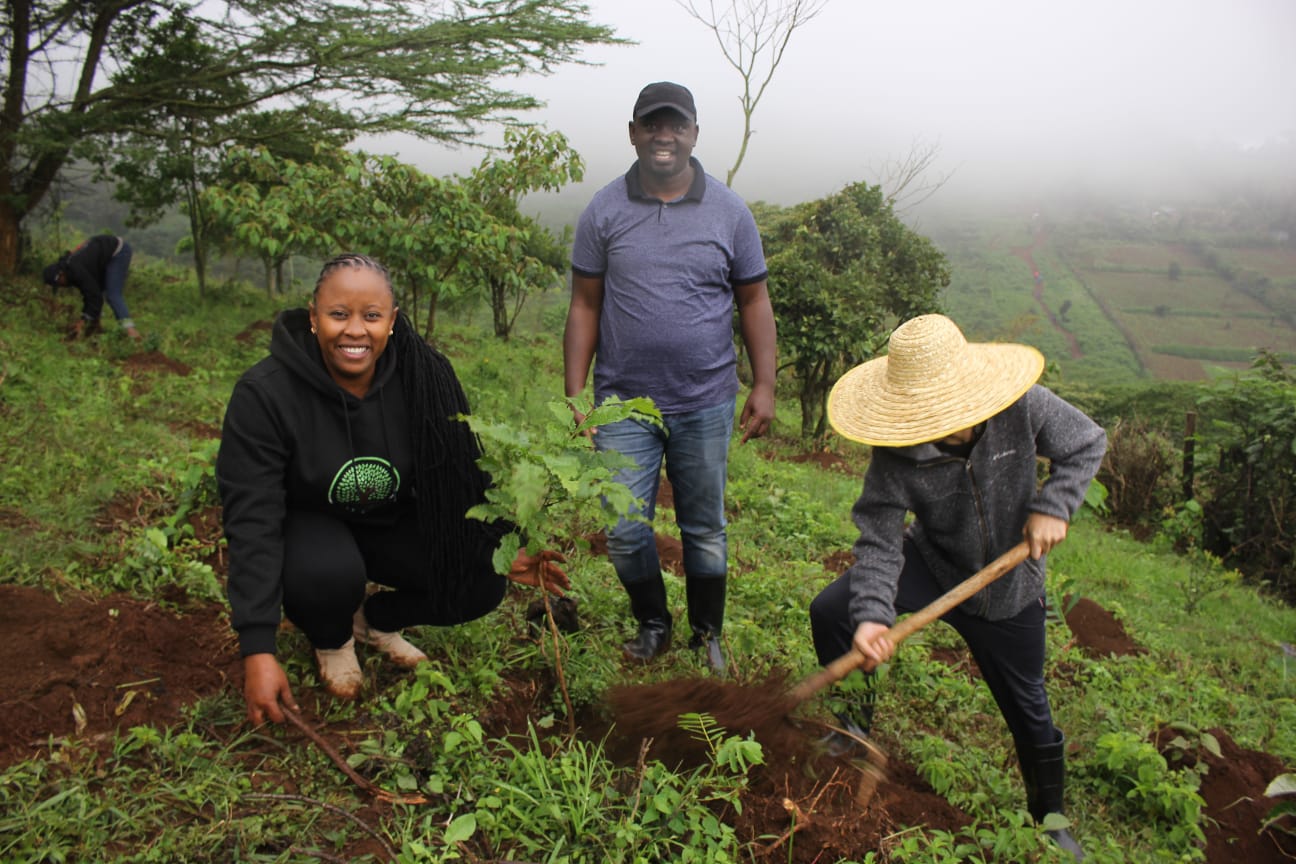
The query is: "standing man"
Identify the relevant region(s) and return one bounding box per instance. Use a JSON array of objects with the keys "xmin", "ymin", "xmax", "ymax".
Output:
[
  {"xmin": 43, "ymin": 234, "xmax": 142, "ymax": 340},
  {"xmin": 564, "ymin": 82, "xmax": 777, "ymax": 674}
]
